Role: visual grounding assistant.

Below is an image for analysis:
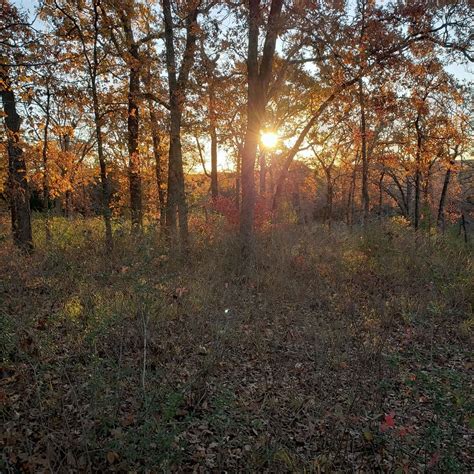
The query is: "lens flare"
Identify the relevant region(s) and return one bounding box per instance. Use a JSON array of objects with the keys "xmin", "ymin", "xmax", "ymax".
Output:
[{"xmin": 261, "ymin": 131, "xmax": 278, "ymax": 149}]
